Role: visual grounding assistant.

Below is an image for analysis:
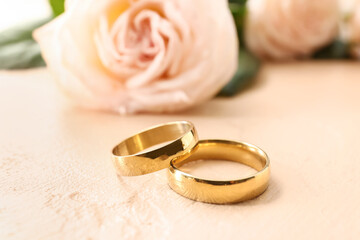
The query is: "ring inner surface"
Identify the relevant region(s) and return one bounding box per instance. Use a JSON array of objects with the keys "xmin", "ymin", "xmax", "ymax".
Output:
[
  {"xmin": 113, "ymin": 122, "xmax": 191, "ymax": 156},
  {"xmin": 172, "ymin": 140, "xmax": 267, "ymax": 172}
]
